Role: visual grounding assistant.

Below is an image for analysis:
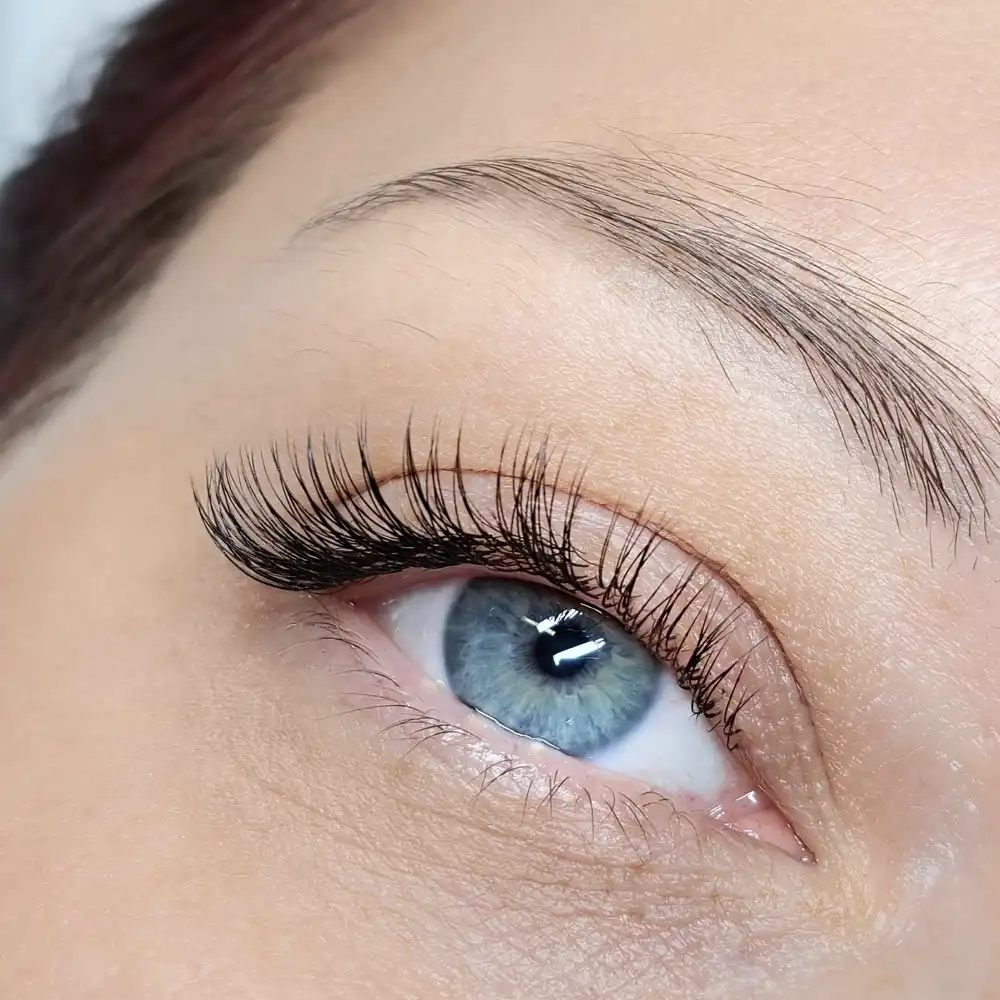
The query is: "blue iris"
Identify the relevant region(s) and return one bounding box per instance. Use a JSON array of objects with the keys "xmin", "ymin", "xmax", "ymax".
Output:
[{"xmin": 443, "ymin": 577, "xmax": 661, "ymax": 756}]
